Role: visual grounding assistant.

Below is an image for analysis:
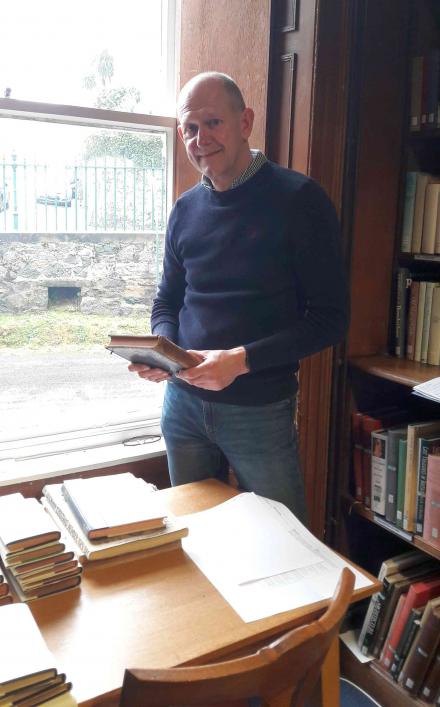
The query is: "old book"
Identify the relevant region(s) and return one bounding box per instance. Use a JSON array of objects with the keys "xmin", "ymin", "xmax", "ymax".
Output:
[
  {"xmin": 421, "ymin": 185, "xmax": 440, "ymax": 253},
  {"xmin": 0, "ymin": 495, "xmax": 60, "ymax": 554},
  {"xmin": 41, "ymin": 484, "xmax": 188, "ymax": 561},
  {"xmin": 414, "ymin": 281, "xmax": 427, "ymax": 362},
  {"xmin": 106, "ymin": 333, "xmax": 199, "ymax": 373},
  {"xmin": 410, "ymin": 56, "xmax": 424, "ymax": 131},
  {"xmin": 18, "ymin": 561, "xmax": 81, "ymax": 589},
  {"xmin": 361, "ymin": 415, "xmax": 386, "ymax": 507},
  {"xmin": 423, "ymin": 454, "xmax": 440, "ymax": 549},
  {"xmin": 426, "ymin": 48, "xmax": 440, "ymax": 128},
  {"xmin": 427, "ymin": 286, "xmax": 440, "ymax": 365},
  {"xmin": 0, "ymin": 595, "xmax": 13, "ymax": 607},
  {"xmin": 357, "ymin": 550, "xmax": 427, "ymax": 656},
  {"xmin": 371, "ymin": 430, "xmax": 388, "ymax": 515},
  {"xmin": 379, "ymin": 592, "xmax": 407, "ymax": 669},
  {"xmin": 419, "ymin": 646, "xmax": 440, "ymax": 702},
  {"xmin": 401, "ymin": 172, "xmax": 418, "ymax": 252},
  {"xmin": 12, "ymin": 550, "xmax": 75, "ymax": 576},
  {"xmin": 400, "ymin": 597, "xmax": 440, "ymax": 694},
  {"xmin": 396, "ymin": 438, "xmax": 408, "ymax": 528},
  {"xmin": 404, "ymin": 420, "xmax": 440, "ymax": 532},
  {"xmin": 412, "ymin": 175, "xmax": 439, "ymax": 252},
  {"xmin": 415, "ymin": 437, "xmax": 440, "ymax": 534},
  {"xmin": 3, "ymin": 541, "xmax": 66, "ymax": 568},
  {"xmin": 7, "ymin": 571, "xmax": 81, "ymax": 603},
  {"xmin": 61, "ymin": 473, "xmax": 167, "ymax": 539},
  {"xmin": 406, "ymin": 280, "xmax": 420, "ymax": 359},
  {"xmin": 0, "ymin": 604, "xmax": 58, "ymax": 698},
  {"xmin": 421, "ymin": 283, "xmax": 438, "ymax": 363},
  {"xmin": 395, "ymin": 267, "xmax": 411, "ymax": 357},
  {"xmin": 385, "ymin": 428, "xmax": 408, "ymax": 524},
  {"xmin": 351, "ymin": 411, "xmax": 364, "ymax": 501},
  {"xmin": 0, "ymin": 675, "xmax": 67, "ymax": 706},
  {"xmin": 389, "ymin": 605, "xmax": 424, "ymax": 679}
]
